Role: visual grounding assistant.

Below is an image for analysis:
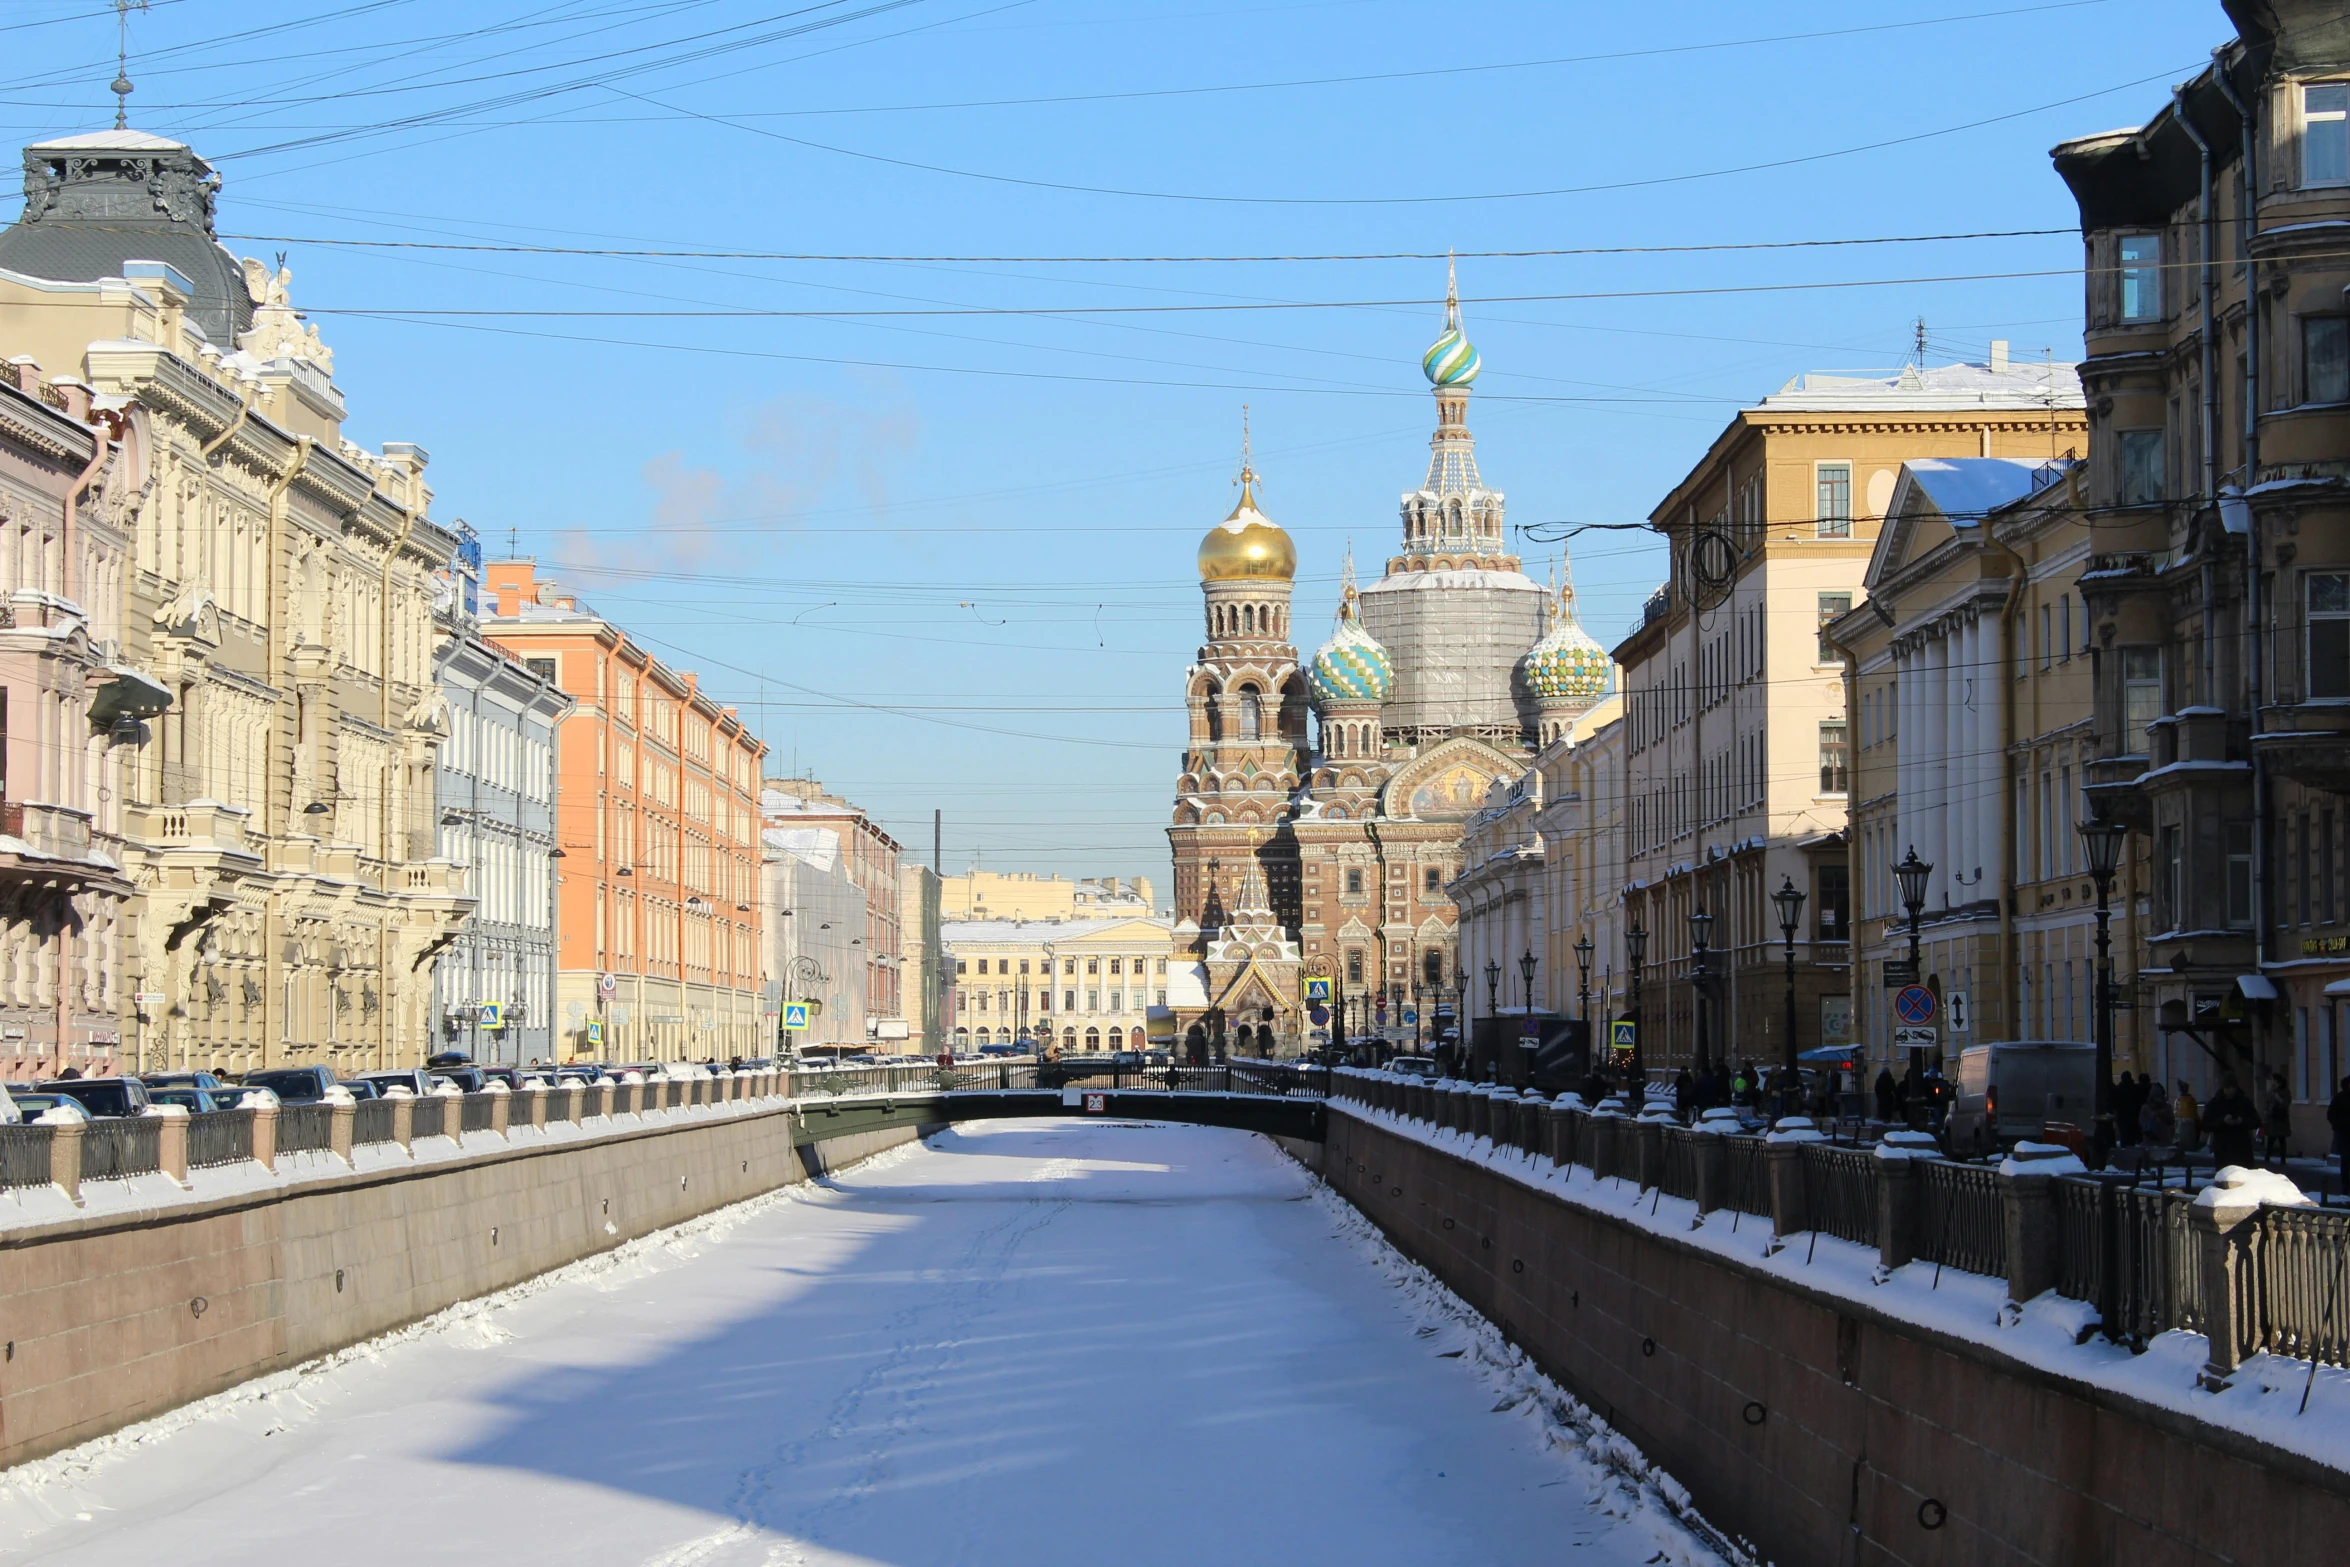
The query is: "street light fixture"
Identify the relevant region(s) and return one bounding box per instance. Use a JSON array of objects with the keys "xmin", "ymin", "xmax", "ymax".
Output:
[
  {"xmin": 2078, "ymin": 817, "xmax": 2129, "ymax": 1167},
  {"xmin": 1624, "ymin": 921, "xmax": 1648, "ymax": 1105},
  {"xmin": 1687, "ymin": 906, "xmax": 1713, "ymax": 1077},
  {"xmin": 1517, "ymin": 946, "xmax": 1539, "ymax": 1080},
  {"xmin": 1483, "ymin": 959, "xmax": 1502, "ymax": 1081},
  {"xmin": 1771, "ymin": 875, "xmax": 1808, "ymax": 1116},
  {"xmin": 1893, "ymin": 845, "xmax": 1933, "ymax": 1082},
  {"xmin": 1574, "ymin": 932, "xmax": 1594, "ymax": 1026}
]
